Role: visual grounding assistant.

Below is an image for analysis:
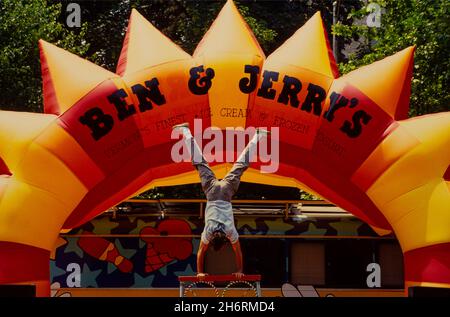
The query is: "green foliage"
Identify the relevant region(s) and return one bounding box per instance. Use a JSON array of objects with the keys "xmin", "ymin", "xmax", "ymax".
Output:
[
  {"xmin": 135, "ymin": 184, "xmax": 205, "ymax": 200},
  {"xmin": 0, "ymin": 0, "xmax": 340, "ymax": 112},
  {"xmin": 134, "ymin": 188, "xmax": 165, "ymax": 200},
  {"xmin": 78, "ymin": 0, "xmax": 279, "ymax": 70},
  {"xmin": 299, "ymin": 191, "xmax": 321, "ymax": 200},
  {"xmin": 134, "ymin": 182, "xmax": 309, "ymax": 201},
  {"xmin": 333, "ymin": 0, "xmax": 450, "ymax": 116},
  {"xmin": 134, "ymin": 0, "xmax": 278, "ymax": 54},
  {"xmin": 0, "ymin": 0, "xmax": 91, "ymax": 112},
  {"xmin": 236, "ymin": 2, "xmax": 277, "ymax": 53}
]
